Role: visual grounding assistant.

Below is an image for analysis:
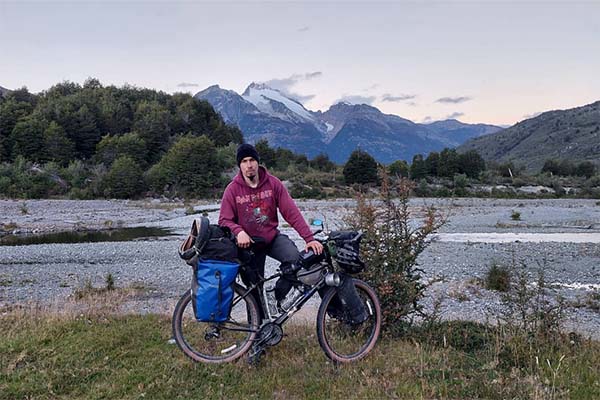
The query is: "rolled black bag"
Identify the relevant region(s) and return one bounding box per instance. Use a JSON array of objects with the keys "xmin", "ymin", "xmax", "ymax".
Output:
[{"xmin": 321, "ymin": 274, "xmax": 368, "ymax": 325}]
